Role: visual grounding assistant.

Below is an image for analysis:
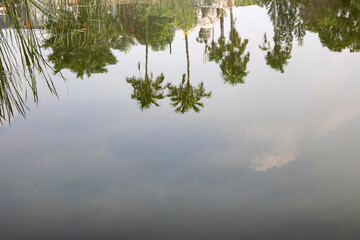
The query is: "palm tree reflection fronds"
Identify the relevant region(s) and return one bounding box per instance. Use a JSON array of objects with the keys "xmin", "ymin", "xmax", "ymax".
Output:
[
  {"xmin": 167, "ymin": 74, "xmax": 211, "ymax": 114},
  {"xmin": 126, "ymin": 73, "xmax": 165, "ymax": 111},
  {"xmin": 220, "ymin": 33, "xmax": 250, "ymax": 85},
  {"xmin": 259, "ymin": 33, "xmax": 291, "ymax": 73},
  {"xmin": 208, "ymin": 7, "xmax": 250, "ymax": 86}
]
